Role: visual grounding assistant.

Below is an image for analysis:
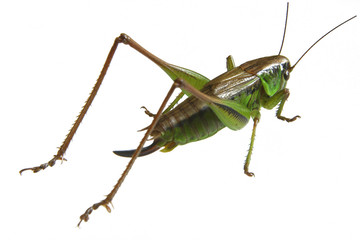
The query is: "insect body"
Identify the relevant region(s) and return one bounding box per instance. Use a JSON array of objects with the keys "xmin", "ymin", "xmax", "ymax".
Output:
[
  {"xmin": 114, "ymin": 55, "xmax": 293, "ymax": 178},
  {"xmin": 19, "ymin": 4, "xmax": 356, "ymax": 226}
]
